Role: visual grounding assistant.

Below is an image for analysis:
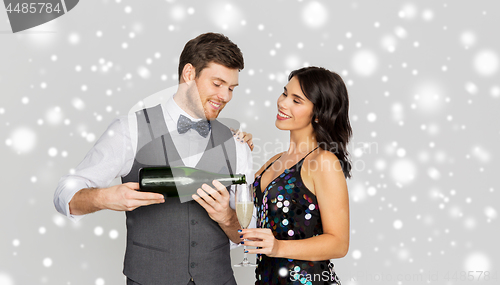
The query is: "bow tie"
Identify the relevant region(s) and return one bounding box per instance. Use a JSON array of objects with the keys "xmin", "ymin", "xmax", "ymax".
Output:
[{"xmin": 177, "ymin": 114, "xmax": 211, "ymax": 138}]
